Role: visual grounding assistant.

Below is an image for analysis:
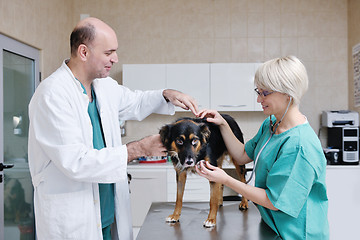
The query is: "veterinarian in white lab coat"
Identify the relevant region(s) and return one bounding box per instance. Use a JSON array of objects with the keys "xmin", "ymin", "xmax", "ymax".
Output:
[{"xmin": 28, "ymin": 17, "xmax": 198, "ymax": 240}]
